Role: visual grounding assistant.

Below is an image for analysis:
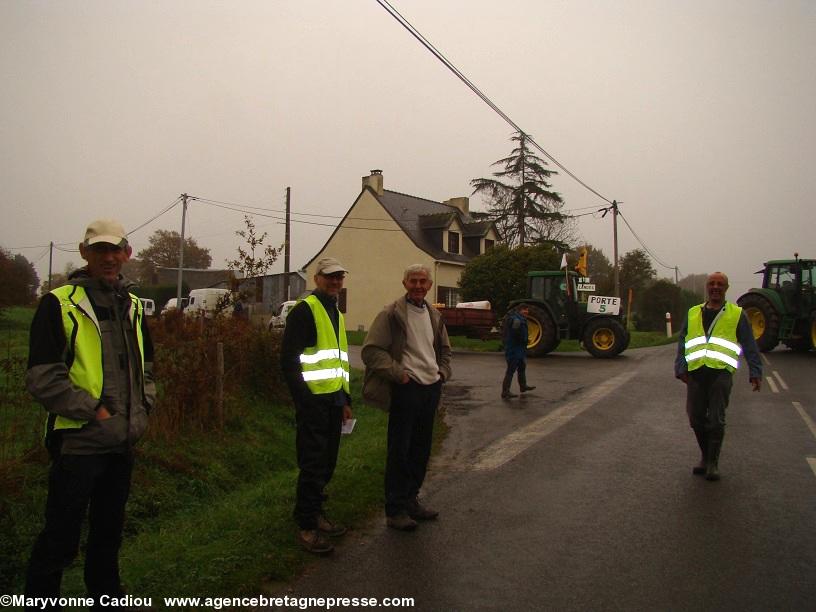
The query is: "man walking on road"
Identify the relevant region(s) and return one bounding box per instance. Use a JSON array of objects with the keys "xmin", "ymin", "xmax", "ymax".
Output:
[
  {"xmin": 675, "ymin": 271, "xmax": 762, "ymax": 481},
  {"xmin": 501, "ymin": 306, "xmax": 535, "ymax": 399},
  {"xmin": 24, "ymin": 218, "xmax": 156, "ymax": 609},
  {"xmin": 362, "ymin": 264, "xmax": 452, "ymax": 531},
  {"xmin": 281, "ymin": 257, "xmax": 352, "ymax": 555}
]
